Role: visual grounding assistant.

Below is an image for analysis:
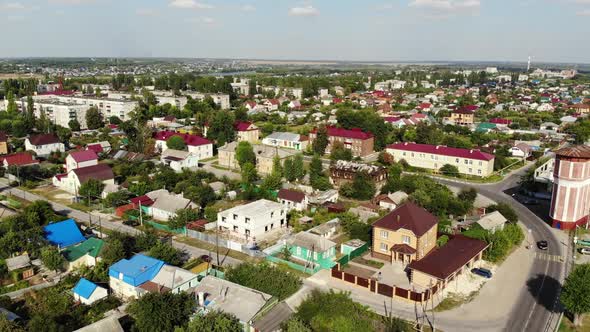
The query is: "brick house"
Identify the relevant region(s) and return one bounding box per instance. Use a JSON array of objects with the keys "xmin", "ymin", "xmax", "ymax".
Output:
[
  {"xmin": 309, "ymin": 126, "xmax": 374, "ymax": 157},
  {"xmin": 329, "ymin": 160, "xmax": 387, "ymax": 188}
]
